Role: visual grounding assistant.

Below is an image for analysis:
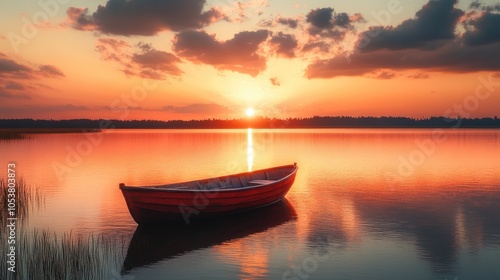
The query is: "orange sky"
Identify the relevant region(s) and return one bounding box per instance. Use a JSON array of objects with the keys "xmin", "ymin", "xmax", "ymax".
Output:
[{"xmin": 0, "ymin": 0, "xmax": 499, "ymax": 120}]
